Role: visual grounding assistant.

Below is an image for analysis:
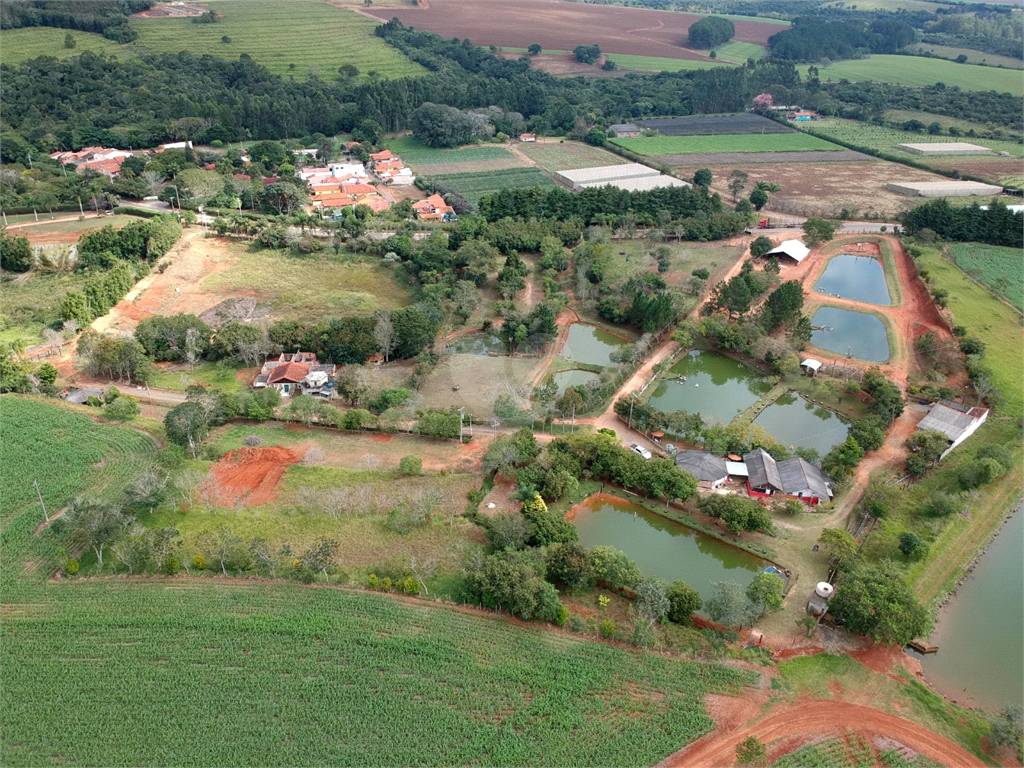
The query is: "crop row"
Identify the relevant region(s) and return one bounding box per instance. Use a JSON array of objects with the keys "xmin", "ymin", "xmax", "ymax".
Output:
[
  {"xmin": 613, "ymin": 132, "xmax": 843, "ymax": 157},
  {"xmin": 806, "ymin": 118, "xmax": 1024, "ymax": 158},
  {"xmin": 949, "ymin": 243, "xmax": 1024, "ymax": 311},
  {"xmin": 434, "ymin": 168, "xmax": 556, "ymax": 205}
]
